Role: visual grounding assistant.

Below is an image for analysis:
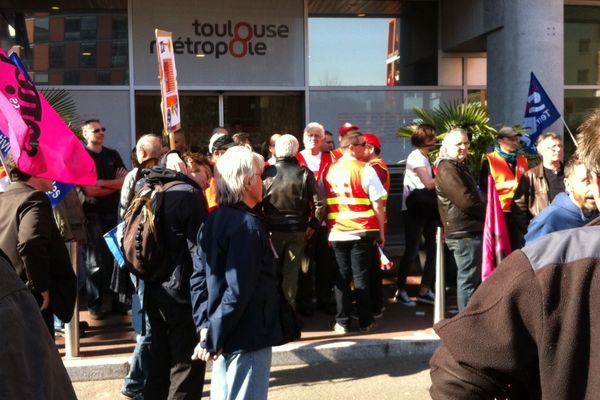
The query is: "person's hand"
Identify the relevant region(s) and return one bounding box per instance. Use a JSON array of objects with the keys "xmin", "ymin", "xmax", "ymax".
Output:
[
  {"xmin": 40, "ymin": 290, "xmax": 50, "ymax": 310},
  {"xmin": 191, "ymin": 329, "xmax": 222, "ymax": 361},
  {"xmin": 378, "ymin": 232, "xmax": 385, "ymax": 248},
  {"xmin": 116, "ymin": 167, "xmax": 129, "ymax": 178},
  {"xmin": 305, "ymin": 227, "xmax": 315, "ymax": 240}
]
